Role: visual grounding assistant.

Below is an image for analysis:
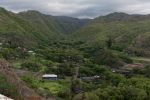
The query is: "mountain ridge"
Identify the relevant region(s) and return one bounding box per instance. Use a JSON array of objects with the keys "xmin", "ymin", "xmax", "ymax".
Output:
[
  {"xmin": 72, "ymin": 12, "xmax": 150, "ymax": 56},
  {"xmin": 1, "ymin": 7, "xmax": 150, "ymax": 57},
  {"xmin": 0, "ymin": 7, "xmax": 90, "ymax": 47}
]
